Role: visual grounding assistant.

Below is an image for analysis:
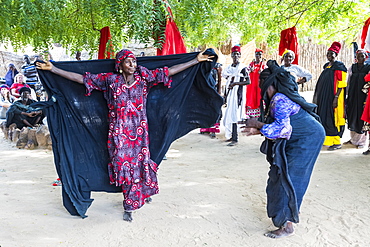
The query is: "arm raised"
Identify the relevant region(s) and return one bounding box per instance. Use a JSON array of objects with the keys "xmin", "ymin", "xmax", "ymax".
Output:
[{"xmin": 36, "ymin": 61, "xmax": 84, "ymax": 84}]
